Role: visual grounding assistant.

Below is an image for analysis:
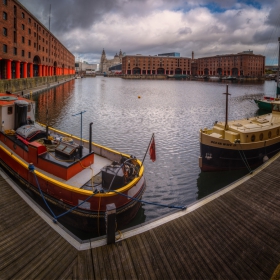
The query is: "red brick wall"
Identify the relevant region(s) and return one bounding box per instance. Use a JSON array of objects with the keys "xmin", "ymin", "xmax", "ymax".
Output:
[{"xmin": 0, "ymin": 0, "xmax": 74, "ymax": 71}]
